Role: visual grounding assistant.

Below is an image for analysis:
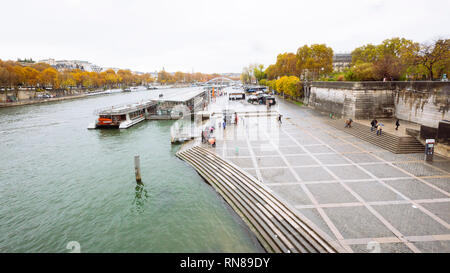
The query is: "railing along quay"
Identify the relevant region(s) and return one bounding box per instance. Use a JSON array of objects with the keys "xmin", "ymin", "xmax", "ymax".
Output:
[{"xmin": 177, "ymin": 146, "xmax": 343, "ymax": 253}]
